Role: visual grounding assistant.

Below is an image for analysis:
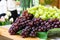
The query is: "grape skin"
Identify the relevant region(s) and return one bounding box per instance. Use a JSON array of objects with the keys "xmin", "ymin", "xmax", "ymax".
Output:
[{"xmin": 9, "ymin": 10, "xmax": 60, "ymax": 38}]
